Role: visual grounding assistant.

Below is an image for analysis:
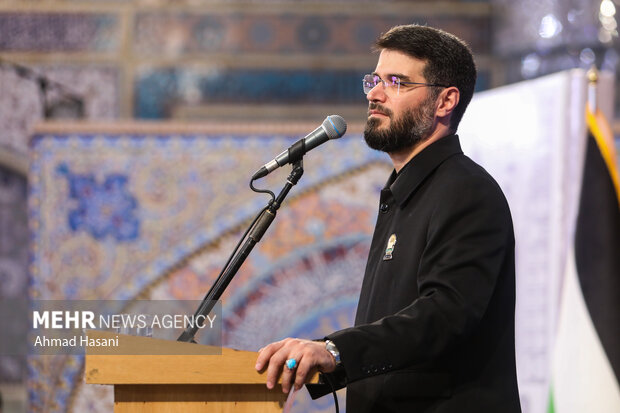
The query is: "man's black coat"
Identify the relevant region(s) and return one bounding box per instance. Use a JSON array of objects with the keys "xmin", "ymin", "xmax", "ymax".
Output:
[{"xmin": 309, "ymin": 135, "xmax": 521, "ymax": 412}]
